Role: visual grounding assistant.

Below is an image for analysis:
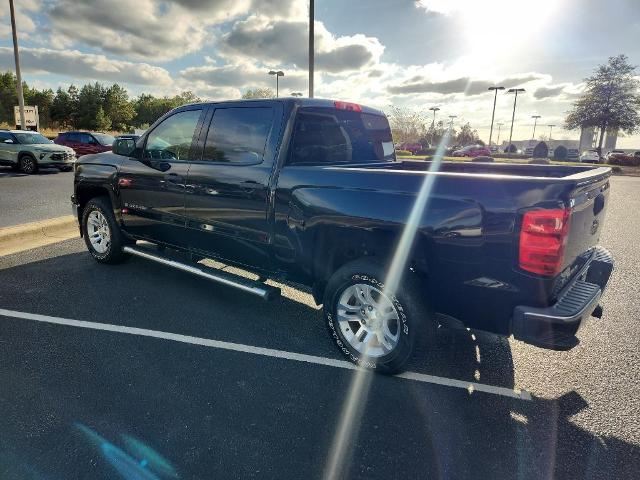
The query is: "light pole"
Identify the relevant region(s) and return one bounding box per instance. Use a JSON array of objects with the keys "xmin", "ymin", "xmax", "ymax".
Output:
[
  {"xmin": 547, "ymin": 124, "xmax": 555, "ymax": 141},
  {"xmin": 496, "ymin": 122, "xmax": 504, "ymax": 149},
  {"xmin": 291, "ymin": 92, "xmax": 303, "ymax": 97},
  {"xmin": 487, "ymin": 86, "xmax": 505, "ymax": 146},
  {"xmin": 531, "ymin": 115, "xmax": 541, "ymax": 139},
  {"xmin": 309, "ymin": 0, "xmax": 314, "ymax": 98},
  {"xmin": 506, "ymin": 88, "xmax": 525, "ymax": 155},
  {"xmin": 268, "ymin": 70, "xmax": 284, "ymax": 98},
  {"xmin": 428, "ymin": 106, "xmax": 440, "ymax": 126},
  {"xmin": 9, "ymin": 0, "xmax": 25, "ymax": 131},
  {"xmin": 448, "ymin": 115, "xmax": 457, "ymax": 133}
]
